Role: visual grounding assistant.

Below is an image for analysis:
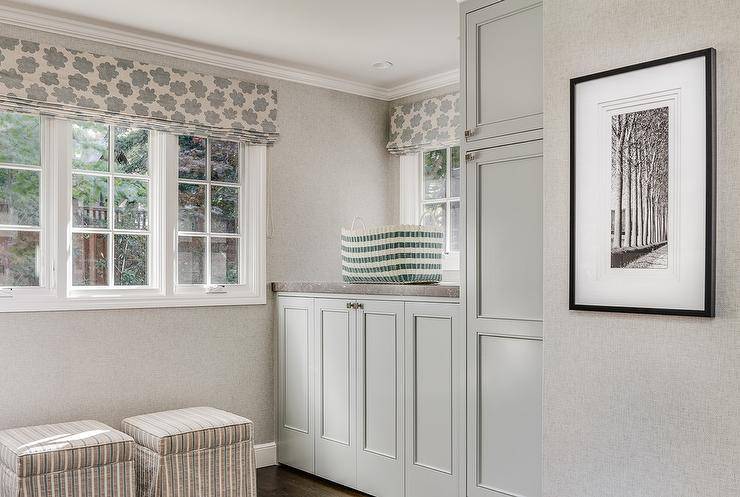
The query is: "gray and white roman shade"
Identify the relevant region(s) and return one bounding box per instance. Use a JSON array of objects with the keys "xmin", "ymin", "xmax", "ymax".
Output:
[
  {"xmin": 386, "ymin": 92, "xmax": 460, "ymax": 155},
  {"xmin": 0, "ymin": 36, "xmax": 279, "ymax": 144}
]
